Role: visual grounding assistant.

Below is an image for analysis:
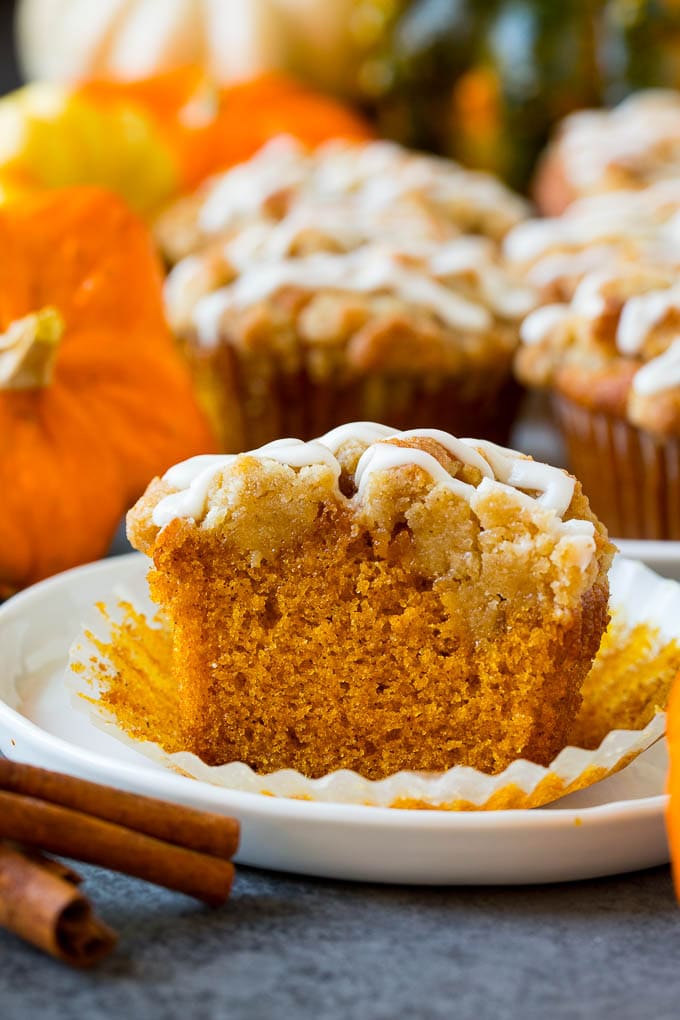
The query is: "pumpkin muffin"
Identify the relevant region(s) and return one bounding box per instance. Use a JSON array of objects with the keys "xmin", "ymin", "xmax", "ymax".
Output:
[
  {"xmin": 165, "ymin": 240, "xmax": 534, "ymax": 451},
  {"xmin": 516, "ymin": 263, "xmax": 680, "ymax": 538},
  {"xmin": 157, "ymin": 137, "xmax": 533, "ymax": 452},
  {"xmin": 155, "ymin": 136, "xmax": 530, "ymax": 265},
  {"xmin": 504, "ymin": 180, "xmax": 680, "ymax": 303},
  {"xmin": 534, "ymin": 90, "xmax": 680, "ymax": 216},
  {"xmin": 127, "ymin": 423, "xmax": 613, "ymax": 780}
]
